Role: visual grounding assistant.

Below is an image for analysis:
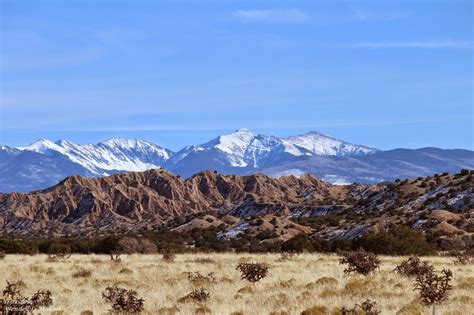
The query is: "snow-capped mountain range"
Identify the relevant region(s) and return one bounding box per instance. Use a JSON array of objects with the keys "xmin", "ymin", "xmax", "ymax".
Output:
[
  {"xmin": 17, "ymin": 137, "xmax": 172, "ymax": 175},
  {"xmin": 1, "ymin": 129, "xmax": 473, "ymax": 192},
  {"xmin": 167, "ymin": 128, "xmax": 377, "ymax": 171}
]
